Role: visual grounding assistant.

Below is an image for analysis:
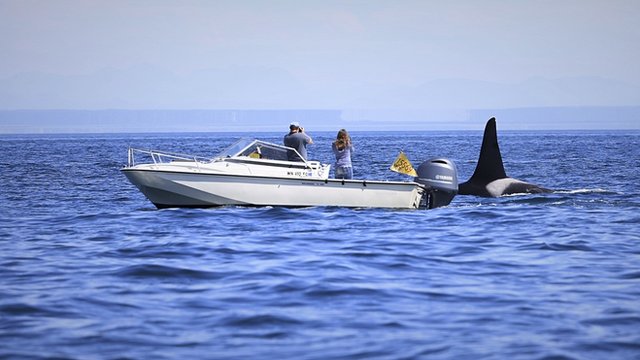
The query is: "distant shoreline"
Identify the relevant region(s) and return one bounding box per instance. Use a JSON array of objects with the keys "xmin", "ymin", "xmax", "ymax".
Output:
[{"xmin": 1, "ymin": 106, "xmax": 639, "ymax": 134}]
